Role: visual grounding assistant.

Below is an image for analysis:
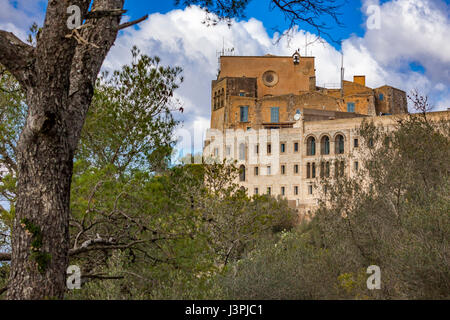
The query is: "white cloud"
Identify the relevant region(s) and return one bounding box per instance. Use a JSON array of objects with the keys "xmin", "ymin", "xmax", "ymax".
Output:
[
  {"xmin": 1, "ymin": 1, "xmax": 448, "ymax": 155},
  {"xmin": 0, "ymin": 0, "xmax": 46, "ymax": 40},
  {"xmin": 104, "ymin": 2, "xmax": 448, "ymax": 157},
  {"xmin": 359, "ymin": 0, "xmax": 450, "ymax": 108}
]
